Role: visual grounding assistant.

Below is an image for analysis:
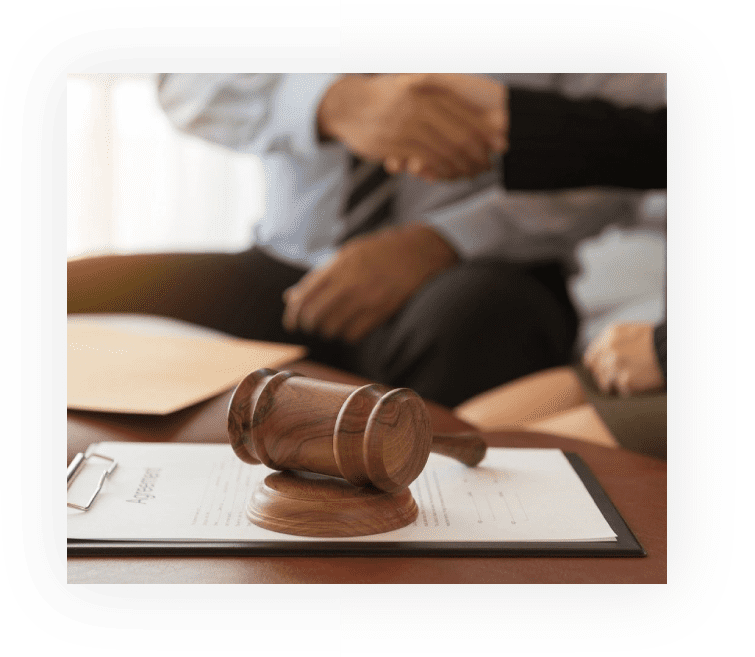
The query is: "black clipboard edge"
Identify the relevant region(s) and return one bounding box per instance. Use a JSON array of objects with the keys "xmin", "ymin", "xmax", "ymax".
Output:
[
  {"xmin": 563, "ymin": 452, "xmax": 645, "ymax": 557},
  {"xmin": 68, "ymin": 452, "xmax": 645, "ymax": 558}
]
